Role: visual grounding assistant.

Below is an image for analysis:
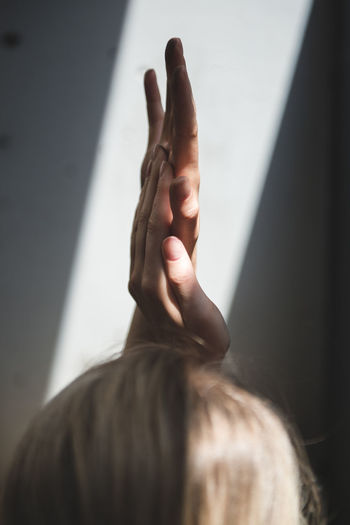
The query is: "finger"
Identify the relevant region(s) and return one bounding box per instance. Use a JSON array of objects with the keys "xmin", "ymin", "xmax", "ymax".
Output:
[
  {"xmin": 162, "ymin": 38, "xmax": 186, "ymax": 144},
  {"xmin": 165, "ymin": 38, "xmax": 186, "ymax": 76},
  {"xmin": 141, "ymin": 143, "xmax": 169, "ymax": 187},
  {"xmin": 162, "ymin": 236, "xmax": 230, "ymax": 357},
  {"xmin": 143, "ymin": 161, "xmax": 182, "ymax": 327},
  {"xmin": 130, "ymin": 161, "xmax": 152, "ymax": 277},
  {"xmin": 171, "ymin": 65, "xmax": 199, "ymax": 184},
  {"xmin": 144, "ymin": 69, "xmax": 164, "ymax": 148},
  {"xmin": 170, "ymin": 175, "xmax": 199, "ymax": 259},
  {"xmin": 140, "ymin": 145, "xmax": 168, "ymax": 227},
  {"xmin": 140, "ymin": 70, "xmax": 165, "ymax": 186},
  {"xmin": 143, "ymin": 161, "xmax": 173, "ymax": 290},
  {"xmin": 131, "ymin": 145, "xmax": 168, "ymax": 291}
]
